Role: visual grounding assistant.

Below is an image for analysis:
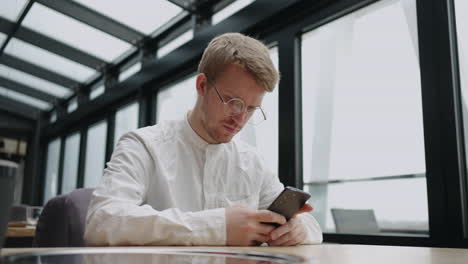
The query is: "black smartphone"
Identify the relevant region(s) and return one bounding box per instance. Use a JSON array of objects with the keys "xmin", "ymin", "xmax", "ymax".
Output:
[{"xmin": 267, "ymin": 186, "xmax": 311, "ymax": 225}]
